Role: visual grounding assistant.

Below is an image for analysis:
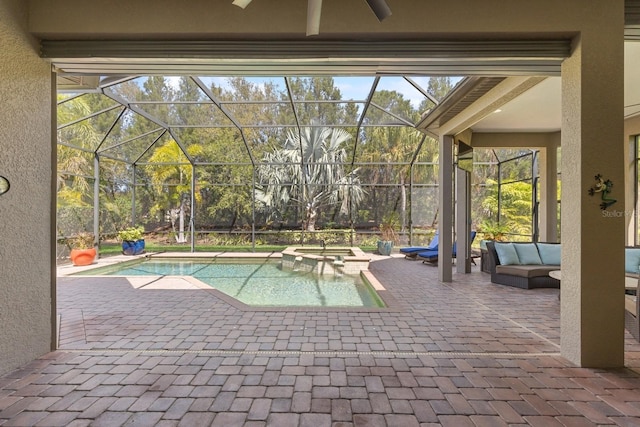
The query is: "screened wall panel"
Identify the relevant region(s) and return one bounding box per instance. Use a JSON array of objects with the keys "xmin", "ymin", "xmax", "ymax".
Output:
[
  {"xmin": 410, "ymin": 186, "xmax": 439, "ymax": 231},
  {"xmin": 55, "ymin": 73, "xmax": 542, "ymax": 254},
  {"xmin": 99, "ymin": 129, "xmax": 165, "ymax": 163}
]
